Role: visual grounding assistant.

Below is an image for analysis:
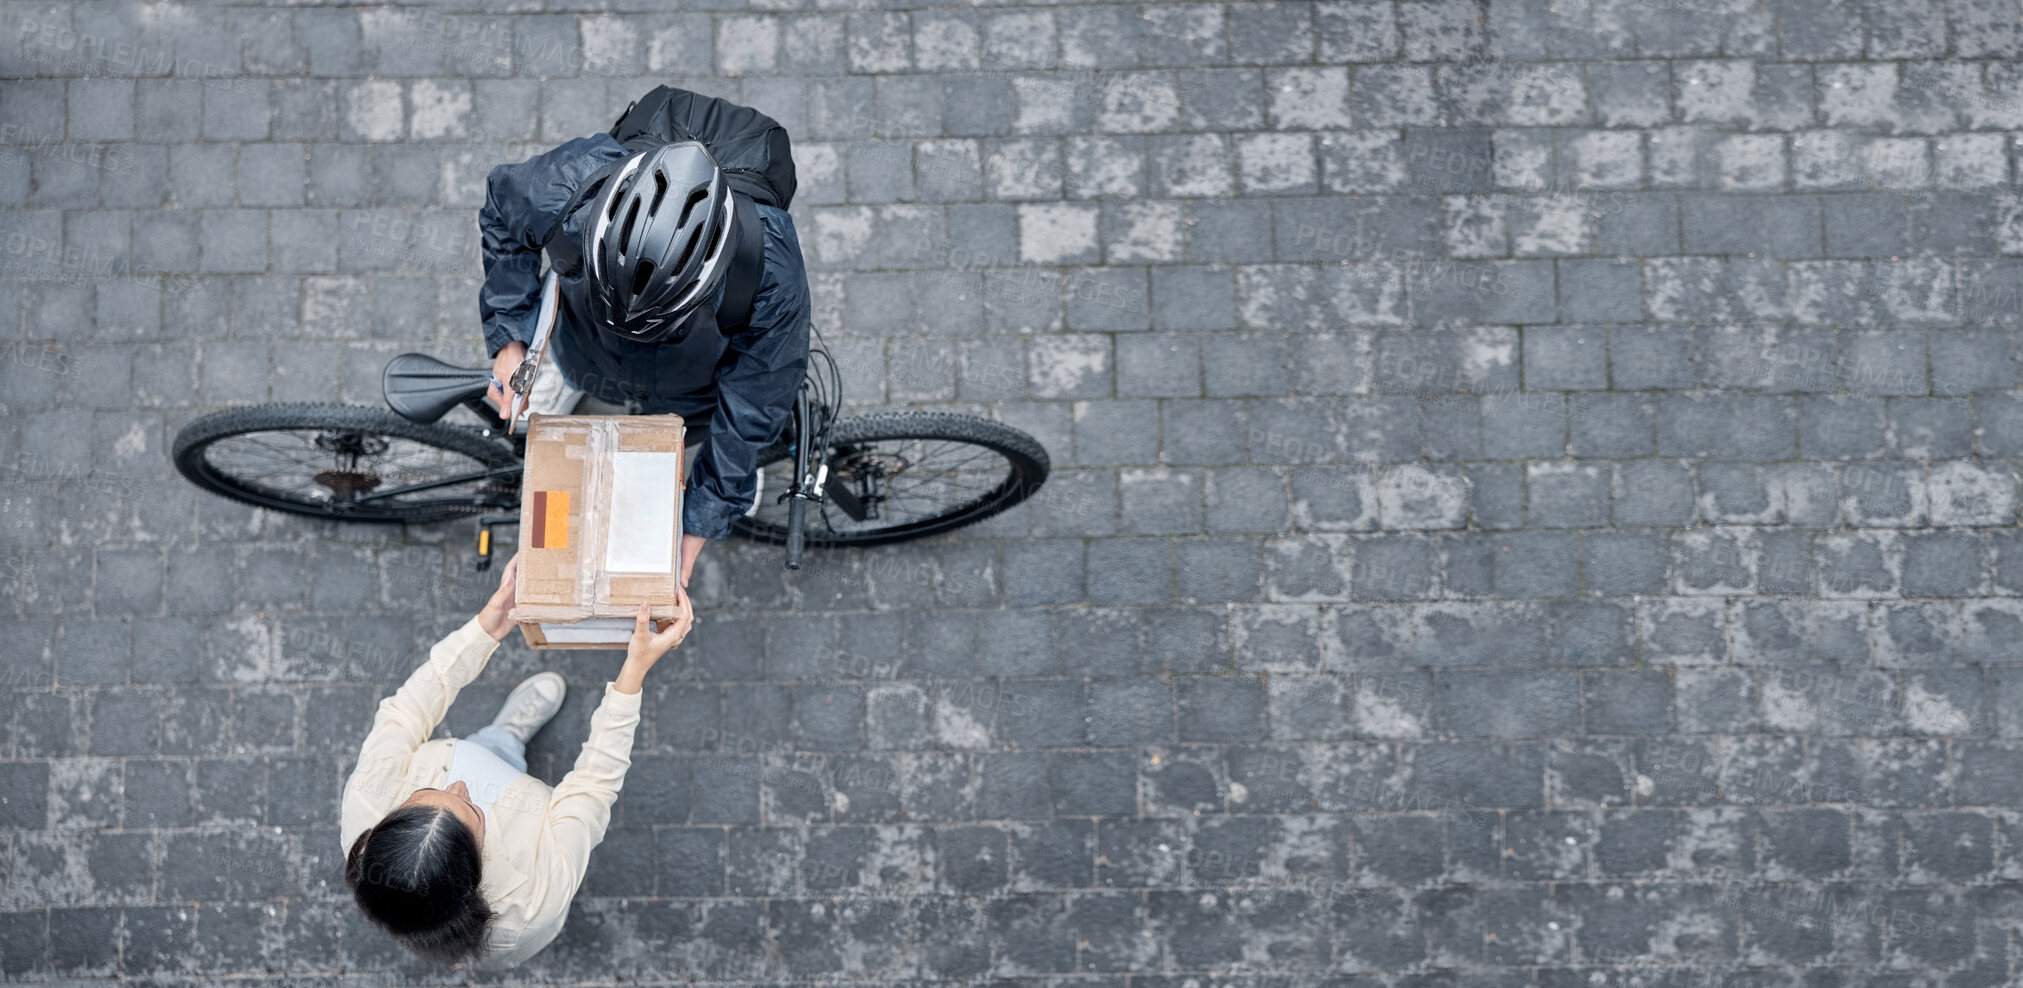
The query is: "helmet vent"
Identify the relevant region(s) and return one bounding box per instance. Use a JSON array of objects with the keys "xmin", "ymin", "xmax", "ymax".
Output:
[
  {"xmin": 631, "ymin": 259, "xmax": 656, "ymax": 296},
  {"xmin": 702, "ymin": 213, "xmax": 725, "ymax": 262},
  {"xmin": 618, "ymin": 200, "xmax": 641, "ymax": 257},
  {"xmin": 676, "ymin": 188, "xmax": 709, "ymax": 228},
  {"xmin": 648, "ymin": 171, "xmax": 668, "ymax": 216},
  {"xmin": 673, "ymin": 227, "xmax": 703, "ymax": 279}
]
